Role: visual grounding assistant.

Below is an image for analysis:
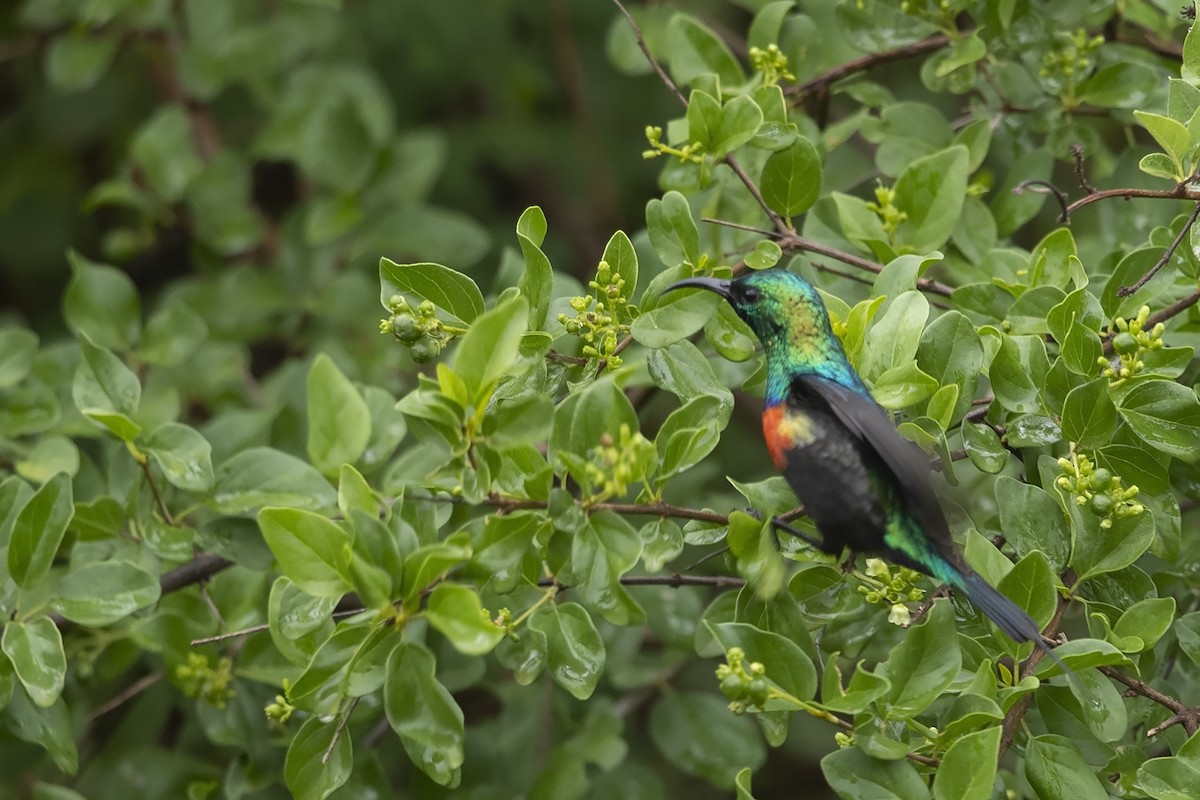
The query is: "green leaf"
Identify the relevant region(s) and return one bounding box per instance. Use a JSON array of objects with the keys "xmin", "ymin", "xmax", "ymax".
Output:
[
  {"xmin": 550, "ymin": 379, "xmax": 638, "ymax": 480},
  {"xmin": 425, "ymin": 584, "xmax": 505, "ymax": 655},
  {"xmin": 72, "ymin": 334, "xmax": 141, "ymax": 440},
  {"xmin": 988, "ymin": 334, "xmax": 1039, "ymax": 413},
  {"xmin": 212, "ymin": 447, "xmax": 337, "ymax": 514},
  {"xmin": 62, "ymin": 251, "xmax": 140, "ymax": 352},
  {"xmin": 385, "ymin": 642, "xmax": 464, "ymax": 787},
  {"xmin": 1118, "ymin": 381, "xmax": 1200, "ymax": 461},
  {"xmin": 1133, "ymin": 111, "xmax": 1189, "ymax": 177},
  {"xmin": 1137, "ymin": 750, "xmax": 1200, "ymax": 799},
  {"xmin": 306, "ymin": 354, "xmax": 372, "ymax": 477},
  {"xmin": 453, "ymin": 295, "xmax": 527, "ymax": 407},
  {"xmin": 1077, "ymin": 63, "xmax": 1160, "ymax": 109},
  {"xmin": 1114, "ymin": 597, "xmax": 1176, "ymax": 653},
  {"xmin": 655, "ymin": 395, "xmax": 729, "ymax": 482},
  {"xmin": 710, "ymin": 622, "xmax": 817, "ymax": 700},
  {"xmin": 138, "ymin": 302, "xmax": 208, "ymax": 367},
  {"xmin": 1061, "ymin": 321, "xmax": 1102, "ymax": 376},
  {"xmin": 568, "ymin": 510, "xmax": 644, "ymax": 625},
  {"xmin": 1, "ymin": 690, "xmax": 77, "ymax": 774},
  {"xmin": 646, "ymin": 191, "xmax": 700, "ymax": 269},
  {"xmin": 516, "ymin": 206, "xmax": 553, "ymax": 329},
  {"xmin": 8, "ymin": 473, "xmax": 73, "ymax": 589},
  {"xmin": 881, "ymin": 601, "xmax": 961, "ymax": 719},
  {"xmin": 284, "ymin": 717, "xmax": 352, "ymax": 800},
  {"xmin": 144, "ymin": 422, "xmax": 215, "ymax": 493},
  {"xmin": 131, "ymin": 106, "xmax": 203, "ymax": 202},
  {"xmin": 961, "ymin": 422, "xmax": 1007, "ymax": 474},
  {"xmin": 995, "ymin": 476, "xmax": 1069, "ymax": 571},
  {"xmin": 932, "ymin": 726, "xmax": 1000, "ymax": 800},
  {"xmin": 14, "ymin": 437, "xmax": 79, "ymax": 485},
  {"xmin": 1, "ymin": 619, "xmax": 65, "ymax": 708},
  {"xmin": 257, "ymin": 507, "xmax": 352, "ymax": 597},
  {"xmin": 761, "ymin": 136, "xmax": 821, "ymax": 217},
  {"xmin": 50, "ymin": 561, "xmax": 162, "ymax": 626},
  {"xmin": 601, "ymin": 230, "xmax": 638, "ymax": 295},
  {"xmin": 821, "ymin": 748, "xmax": 930, "ymax": 800},
  {"xmin": 401, "ymin": 534, "xmax": 472, "ymax": 601},
  {"xmin": 0, "ymin": 328, "xmax": 38, "ymax": 389},
  {"xmin": 1069, "ymin": 506, "xmax": 1154, "ymax": 582},
  {"xmin": 1184, "ymin": 22, "xmax": 1200, "ymax": 87},
  {"xmin": 666, "ymin": 13, "xmax": 745, "ymax": 87},
  {"xmin": 379, "ymin": 259, "xmax": 484, "ymax": 323},
  {"xmin": 1141, "ymin": 152, "xmax": 1181, "ymax": 182},
  {"xmin": 863, "ymin": 291, "xmax": 929, "ymax": 380},
  {"xmin": 45, "ymin": 30, "xmax": 119, "ymax": 93},
  {"xmin": 470, "ymin": 512, "xmax": 542, "ymax": 593},
  {"xmin": 894, "ymin": 145, "xmax": 969, "ymax": 253},
  {"xmin": 917, "ymin": 311, "xmax": 983, "ymax": 421},
  {"xmin": 631, "ymin": 266, "xmax": 720, "ymax": 348},
  {"xmin": 650, "ymin": 692, "xmax": 766, "ymax": 789},
  {"xmin": 646, "ymin": 339, "xmax": 734, "ymax": 407},
  {"xmin": 871, "ymin": 362, "xmax": 939, "ymax": 410},
  {"xmin": 527, "ymin": 602, "xmax": 605, "ymax": 700},
  {"xmin": 1025, "ymin": 735, "xmax": 1108, "ymax": 798},
  {"xmin": 1061, "ymin": 379, "xmax": 1118, "ymax": 449}
]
